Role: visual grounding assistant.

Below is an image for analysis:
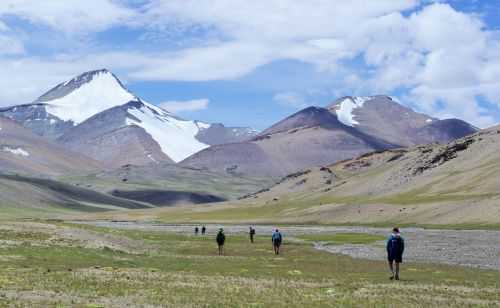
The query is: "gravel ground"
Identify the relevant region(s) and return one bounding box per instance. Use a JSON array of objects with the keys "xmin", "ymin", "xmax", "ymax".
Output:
[{"xmin": 72, "ymin": 221, "xmax": 500, "ymax": 271}]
